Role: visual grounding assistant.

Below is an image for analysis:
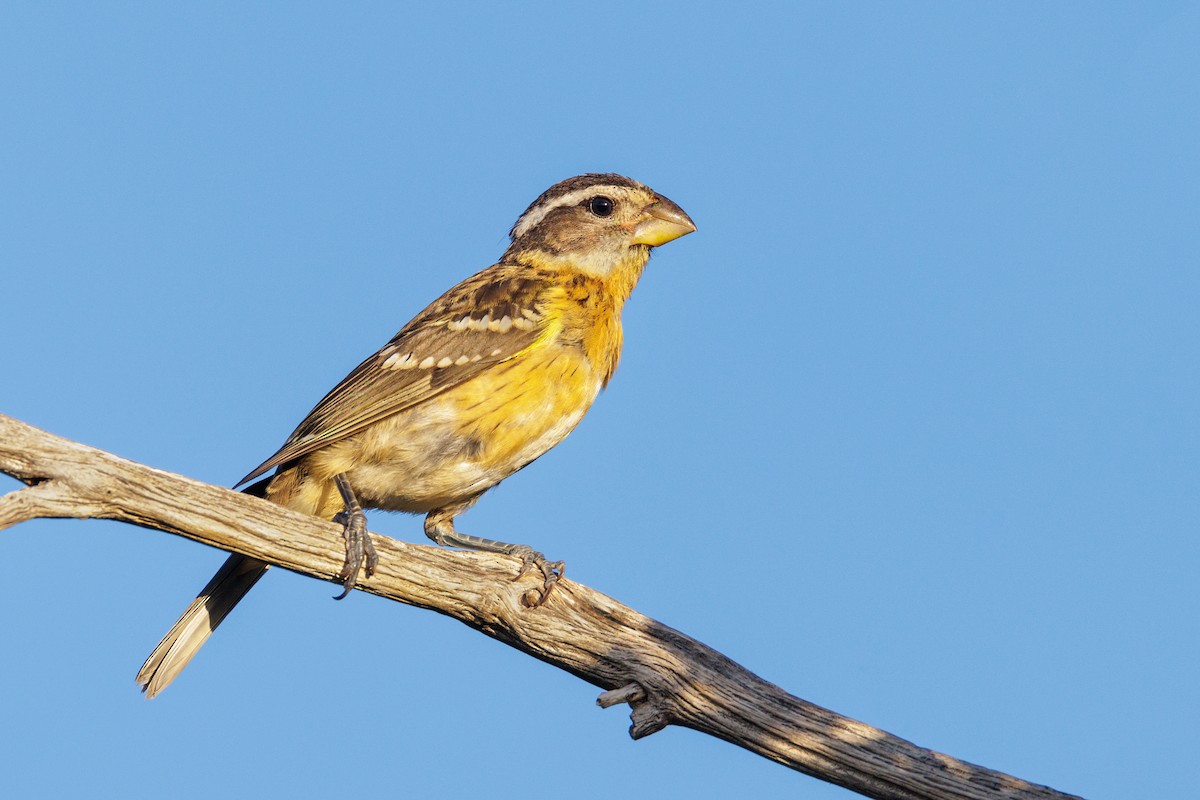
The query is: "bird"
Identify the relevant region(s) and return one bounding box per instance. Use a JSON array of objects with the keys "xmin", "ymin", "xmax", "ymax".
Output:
[{"xmin": 136, "ymin": 173, "xmax": 696, "ymax": 698}]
